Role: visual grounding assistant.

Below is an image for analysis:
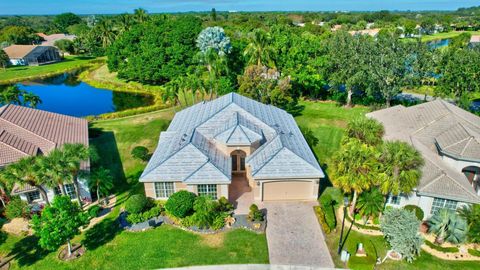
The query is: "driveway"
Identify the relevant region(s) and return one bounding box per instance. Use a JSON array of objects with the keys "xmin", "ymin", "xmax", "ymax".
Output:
[{"xmin": 262, "ymin": 202, "xmax": 334, "ymax": 268}]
